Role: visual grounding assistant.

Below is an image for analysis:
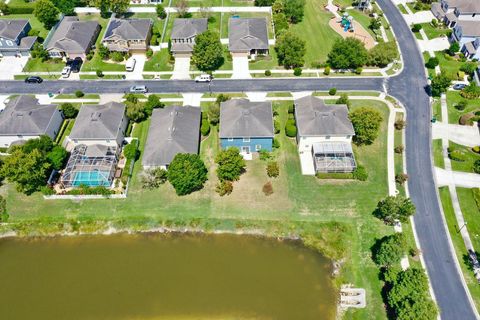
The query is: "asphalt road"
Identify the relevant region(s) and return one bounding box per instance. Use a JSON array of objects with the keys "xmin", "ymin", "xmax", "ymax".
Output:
[{"xmin": 0, "ymin": 1, "xmax": 476, "ymax": 318}]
